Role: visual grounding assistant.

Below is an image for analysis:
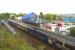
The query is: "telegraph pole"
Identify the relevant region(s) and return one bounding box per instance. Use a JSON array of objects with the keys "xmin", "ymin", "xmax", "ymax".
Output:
[{"xmin": 39, "ymin": 12, "xmax": 43, "ymax": 28}]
